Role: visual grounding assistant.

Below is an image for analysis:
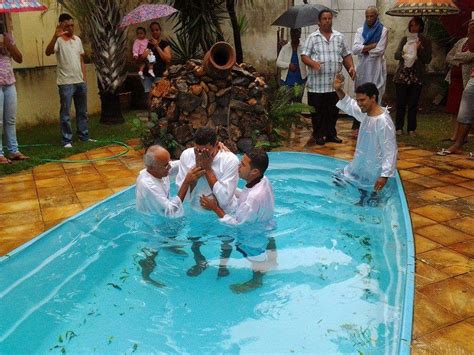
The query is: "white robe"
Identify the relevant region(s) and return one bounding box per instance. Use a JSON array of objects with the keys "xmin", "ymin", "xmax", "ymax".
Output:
[
  {"xmin": 336, "ymin": 95, "xmax": 397, "ymax": 189},
  {"xmin": 221, "ymin": 176, "xmax": 275, "ymax": 228},
  {"xmin": 135, "ymin": 161, "xmax": 184, "ymax": 217},
  {"xmin": 175, "ymin": 148, "xmax": 239, "ymax": 212},
  {"xmin": 352, "ymin": 26, "xmax": 388, "ymax": 102}
]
